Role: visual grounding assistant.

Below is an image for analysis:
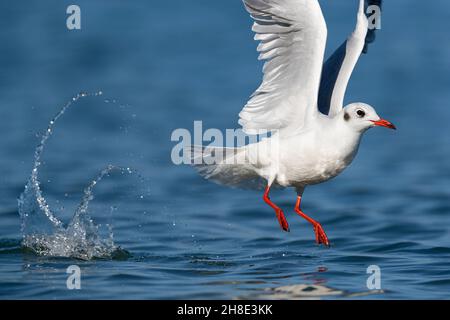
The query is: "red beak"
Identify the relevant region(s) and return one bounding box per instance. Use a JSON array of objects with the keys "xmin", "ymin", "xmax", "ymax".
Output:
[{"xmin": 371, "ymin": 119, "xmax": 396, "ymax": 130}]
